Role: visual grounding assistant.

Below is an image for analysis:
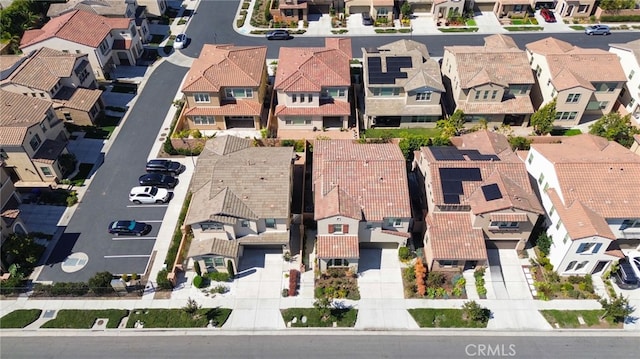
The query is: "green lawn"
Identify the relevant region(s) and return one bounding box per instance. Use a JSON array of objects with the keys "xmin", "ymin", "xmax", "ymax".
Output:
[
  {"xmin": 71, "ymin": 163, "xmax": 94, "ymax": 186},
  {"xmin": 363, "ymin": 128, "xmax": 442, "ymax": 139},
  {"xmin": 504, "ymin": 26, "xmax": 544, "ymax": 31},
  {"xmin": 110, "ymin": 84, "xmax": 137, "ymax": 94},
  {"xmin": 0, "ymin": 309, "xmax": 42, "ymax": 328},
  {"xmin": 439, "ymin": 27, "xmax": 479, "ymax": 32},
  {"xmin": 570, "ymin": 25, "xmax": 585, "ymax": 30},
  {"xmin": 126, "ymin": 308, "xmax": 231, "ymax": 328},
  {"xmin": 408, "ymin": 308, "xmax": 488, "ymax": 328},
  {"xmin": 466, "ymin": 19, "xmax": 477, "ymax": 26},
  {"xmin": 281, "ymin": 308, "xmax": 358, "ymax": 327},
  {"xmin": 40, "ymin": 310, "xmax": 128, "ymax": 329},
  {"xmin": 540, "ymin": 310, "xmax": 621, "ymax": 328},
  {"xmin": 66, "ymin": 115, "xmax": 121, "ymax": 140},
  {"xmin": 550, "ymin": 128, "xmax": 582, "ymax": 136}
]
